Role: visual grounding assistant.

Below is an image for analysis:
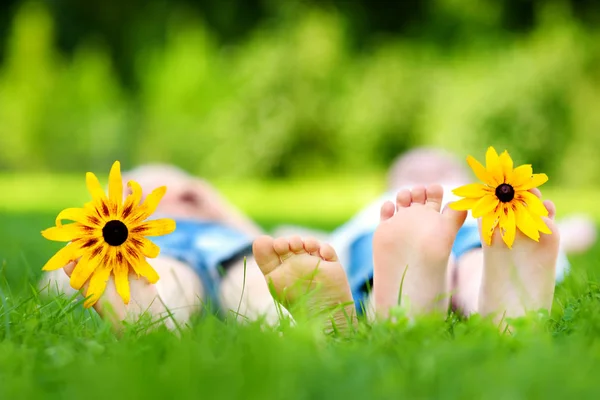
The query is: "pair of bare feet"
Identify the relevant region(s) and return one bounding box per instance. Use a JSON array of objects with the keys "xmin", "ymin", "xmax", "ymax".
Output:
[
  {"xmin": 252, "ymin": 184, "xmax": 559, "ymax": 329},
  {"xmin": 62, "ymin": 184, "xmax": 559, "ymax": 333}
]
